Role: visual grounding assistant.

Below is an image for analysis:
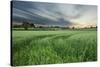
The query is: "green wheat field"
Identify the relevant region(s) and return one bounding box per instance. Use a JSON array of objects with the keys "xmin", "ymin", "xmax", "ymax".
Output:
[{"xmin": 12, "ymin": 30, "xmax": 97, "ymax": 66}]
